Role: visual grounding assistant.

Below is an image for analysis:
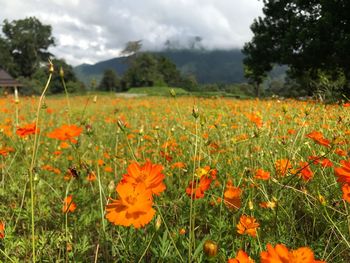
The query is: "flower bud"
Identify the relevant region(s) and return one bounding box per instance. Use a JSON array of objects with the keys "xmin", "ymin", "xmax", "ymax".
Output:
[
  {"xmin": 192, "ymin": 106, "xmax": 199, "ymax": 119},
  {"xmin": 59, "ymin": 66, "xmax": 64, "ymax": 78},
  {"xmin": 117, "ymin": 119, "xmax": 126, "ymax": 132},
  {"xmin": 169, "ymin": 88, "xmax": 176, "ymax": 97},
  {"xmin": 48, "ymin": 60, "xmax": 54, "ymax": 74},
  {"xmin": 108, "ymin": 180, "xmax": 116, "ymax": 193},
  {"xmin": 155, "ymin": 215, "xmax": 161, "ymax": 230},
  {"xmin": 203, "ymin": 240, "xmax": 218, "ymax": 257}
]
